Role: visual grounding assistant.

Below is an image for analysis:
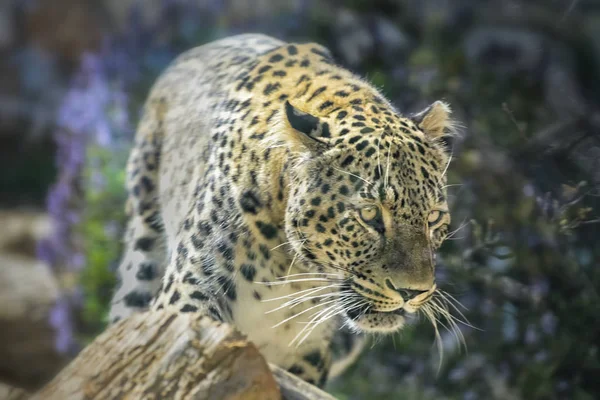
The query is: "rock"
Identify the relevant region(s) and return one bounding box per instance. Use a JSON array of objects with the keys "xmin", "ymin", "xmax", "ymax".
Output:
[
  {"xmin": 0, "ymin": 383, "xmax": 30, "ymax": 400},
  {"xmin": 0, "ymin": 210, "xmax": 68, "ymax": 390},
  {"xmin": 25, "ymin": 0, "xmax": 104, "ymax": 66}
]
